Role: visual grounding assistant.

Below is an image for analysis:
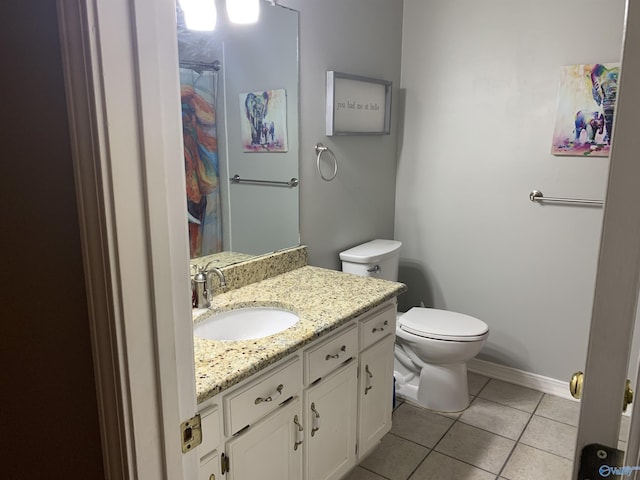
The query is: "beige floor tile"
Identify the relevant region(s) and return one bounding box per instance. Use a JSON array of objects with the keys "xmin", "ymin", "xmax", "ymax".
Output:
[
  {"xmin": 343, "ymin": 466, "xmax": 387, "ymax": 480},
  {"xmin": 435, "ymin": 422, "xmax": 515, "ymax": 474},
  {"xmin": 519, "ymin": 415, "xmax": 577, "ymax": 459},
  {"xmin": 359, "ymin": 433, "xmax": 429, "ymax": 480},
  {"xmin": 409, "ymin": 451, "xmax": 496, "ymax": 480},
  {"xmin": 501, "ymin": 444, "xmax": 572, "ymax": 480},
  {"xmin": 459, "ymin": 397, "xmax": 531, "ymax": 440},
  {"xmin": 478, "ymin": 379, "xmax": 543, "ymax": 413},
  {"xmin": 391, "ymin": 403, "xmax": 455, "ymax": 448},
  {"xmin": 468, "ymin": 372, "xmax": 491, "ymax": 395},
  {"xmin": 394, "ymin": 397, "xmax": 405, "ymax": 411},
  {"xmin": 535, "ymin": 394, "xmax": 580, "ymax": 426}
]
